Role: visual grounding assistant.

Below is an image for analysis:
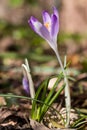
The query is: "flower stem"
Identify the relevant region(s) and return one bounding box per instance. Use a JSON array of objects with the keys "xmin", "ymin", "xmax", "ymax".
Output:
[{"xmin": 55, "ymin": 49, "xmax": 71, "ymax": 128}]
